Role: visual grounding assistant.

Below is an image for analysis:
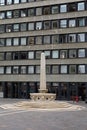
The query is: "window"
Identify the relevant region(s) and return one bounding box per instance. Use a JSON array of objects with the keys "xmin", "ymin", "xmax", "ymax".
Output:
[
  {"xmin": 0, "ymin": 12, "xmax": 5, "ymax": 19},
  {"xmin": 28, "ymin": 66, "xmax": 34, "ymax": 74},
  {"xmin": 68, "ymin": 3, "xmax": 76, "ymax": 12},
  {"xmin": 69, "ymin": 65, "xmax": 76, "ymax": 74},
  {"xmin": 20, "ymin": 52, "xmax": 27, "ymax": 59},
  {"xmin": 20, "ymin": 23, "xmax": 27, "ymax": 31},
  {"xmin": 0, "ymin": 53, "xmax": 4, "ymax": 60},
  {"xmin": 52, "ymin": 66, "xmax": 59, "ymax": 74},
  {"xmin": 36, "ymin": 7, "xmax": 42, "ymax": 16},
  {"xmin": 21, "ymin": 9, "xmax": 27, "ymax": 17},
  {"xmin": 60, "ymin": 4, "xmax": 67, "ymax": 13},
  {"xmin": 6, "ymin": 25, "xmax": 12, "ymax": 32},
  {"xmin": 28, "ymin": 23, "xmax": 34, "ymax": 30},
  {"xmin": 20, "ymin": 66, "xmax": 26, "ymax": 74},
  {"xmin": 0, "ymin": 25, "xmax": 5, "ymax": 33},
  {"xmin": 36, "ymin": 36, "xmax": 42, "ymax": 45},
  {"xmin": 6, "ymin": 52, "xmax": 12, "ymax": 60},
  {"xmin": 52, "ymin": 35, "xmax": 59, "ymax": 44},
  {"xmin": 60, "ymin": 19, "xmax": 67, "ymax": 28},
  {"xmin": 69, "ymin": 50, "xmax": 77, "ymax": 58},
  {"xmin": 52, "ymin": 20, "xmax": 58, "ymax": 29},
  {"xmin": 77, "ymin": 18, "xmax": 85, "ymax": 27},
  {"xmin": 59, "ymin": 34, "xmax": 67, "ymax": 43},
  {"xmin": 28, "ymin": 37, "xmax": 34, "ymax": 45},
  {"xmin": 52, "ymin": 50, "xmax": 59, "ymax": 58},
  {"xmin": 0, "ymin": 0, "xmax": 5, "ymax": 5},
  {"xmin": 20, "ymin": 37, "xmax": 26, "ymax": 46},
  {"xmin": 77, "ymin": 33, "xmax": 85, "ymax": 42},
  {"xmin": 13, "ymin": 24, "xmax": 19, "ymax": 32},
  {"xmin": 44, "ymin": 36, "xmax": 50, "ymax": 44},
  {"xmin": 52, "ymin": 6, "xmax": 58, "ymax": 14},
  {"xmin": 78, "ymin": 65, "xmax": 85, "ymax": 73},
  {"xmin": 36, "ymin": 22, "xmax": 42, "ymax": 30},
  {"xmin": 28, "ymin": 0, "xmax": 34, "ymax": 2},
  {"xmin": 78, "ymin": 49, "xmax": 85, "ymax": 58},
  {"xmin": 36, "ymin": 51, "xmax": 42, "ymax": 59},
  {"xmin": 28, "ymin": 51, "xmax": 34, "ymax": 59},
  {"xmin": 78, "ymin": 2, "xmax": 85, "ymax": 11},
  {"xmin": 61, "ymin": 65, "xmax": 67, "ymax": 73},
  {"xmin": 13, "ymin": 52, "xmax": 19, "ymax": 60},
  {"xmin": 7, "ymin": 0, "xmax": 12, "ymax": 4},
  {"xmin": 60, "ymin": 50, "xmax": 67, "ymax": 58},
  {"xmin": 13, "ymin": 38, "xmax": 19, "ymax": 46},
  {"xmin": 36, "ymin": 66, "xmax": 40, "ymax": 74},
  {"xmin": 14, "ymin": 0, "xmax": 19, "ymax": 4},
  {"xmin": 21, "ymin": 0, "xmax": 27, "ymax": 3},
  {"xmin": 68, "ymin": 34, "xmax": 76, "ymax": 43},
  {"xmin": 0, "ymin": 39, "xmax": 5, "ymax": 46},
  {"xmin": 46, "ymin": 65, "xmax": 51, "ymax": 74},
  {"xmin": 13, "ymin": 66, "xmax": 19, "ymax": 74},
  {"xmin": 6, "ymin": 38, "xmax": 12, "ymax": 46},
  {"xmin": 69, "ymin": 19, "xmax": 76, "ymax": 27},
  {"xmin": 28, "ymin": 8, "xmax": 34, "ymax": 16},
  {"xmin": 13, "ymin": 10, "xmax": 19, "ymax": 18},
  {"xmin": 6, "ymin": 11, "xmax": 12, "ymax": 18},
  {"xmin": 44, "ymin": 21, "xmax": 50, "ymax": 29},
  {"xmin": 0, "ymin": 67, "xmax": 4, "ymax": 74},
  {"xmin": 43, "ymin": 6, "xmax": 50, "ymax": 15},
  {"xmin": 44, "ymin": 51, "xmax": 50, "ymax": 59},
  {"xmin": 6, "ymin": 66, "xmax": 11, "ymax": 74}
]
